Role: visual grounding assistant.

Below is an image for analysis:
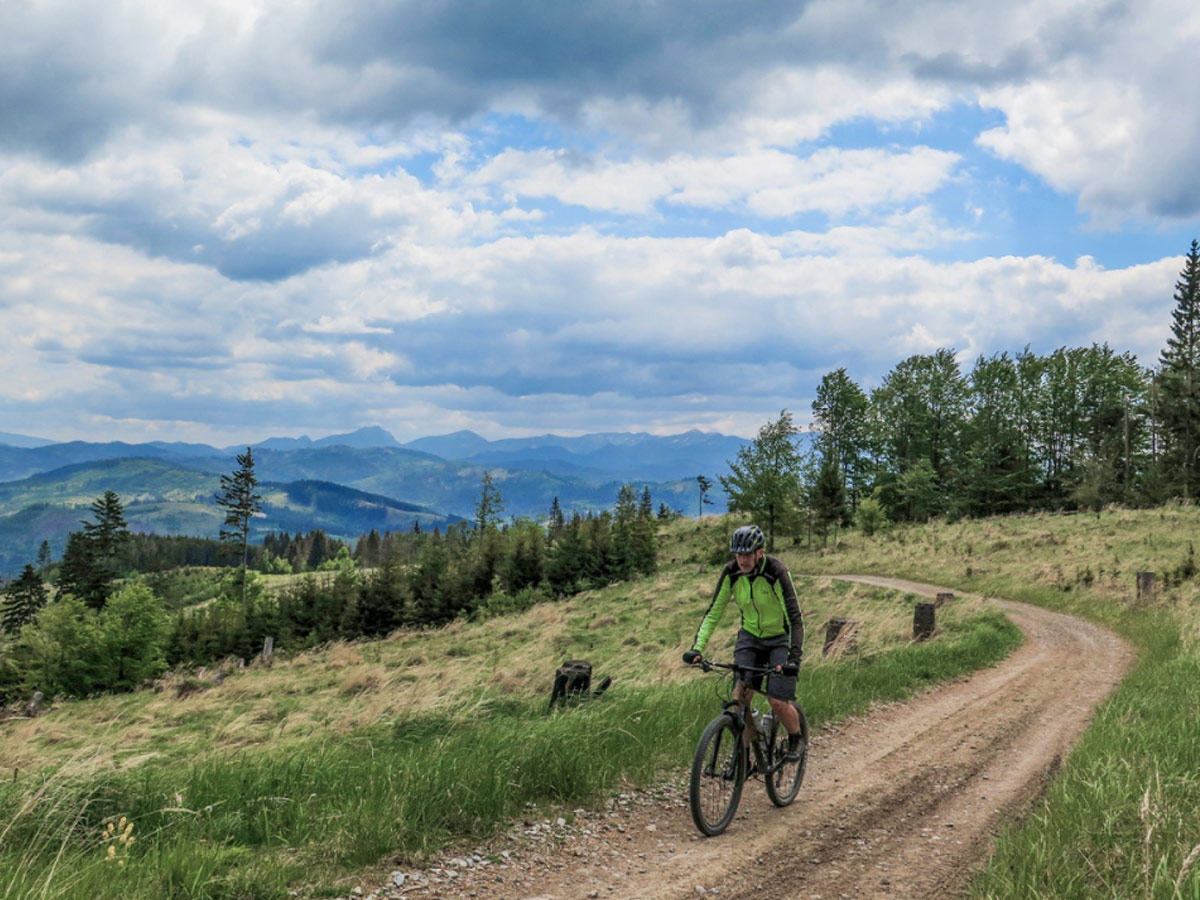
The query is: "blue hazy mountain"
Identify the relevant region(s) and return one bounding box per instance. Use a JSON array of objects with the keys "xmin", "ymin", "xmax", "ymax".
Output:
[
  {"xmin": 0, "ymin": 431, "xmax": 54, "ymax": 448},
  {"xmin": 0, "ymin": 457, "xmax": 462, "ymax": 576},
  {"xmin": 0, "ymin": 426, "xmax": 751, "ymax": 487},
  {"xmin": 242, "ymin": 425, "xmax": 402, "ymax": 453},
  {"xmin": 0, "ymin": 426, "xmax": 753, "ymax": 574},
  {"xmin": 402, "ymin": 429, "xmax": 750, "ymax": 482}
]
